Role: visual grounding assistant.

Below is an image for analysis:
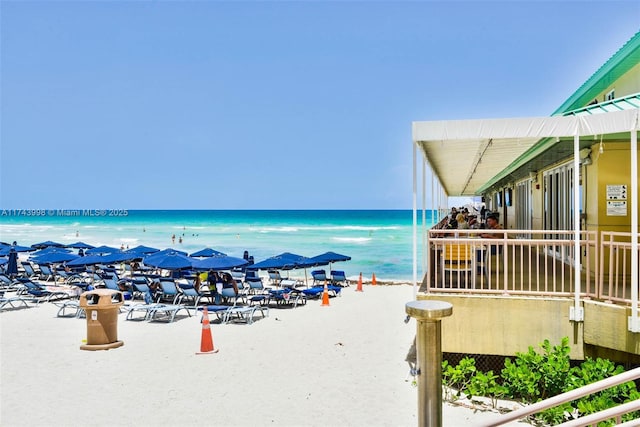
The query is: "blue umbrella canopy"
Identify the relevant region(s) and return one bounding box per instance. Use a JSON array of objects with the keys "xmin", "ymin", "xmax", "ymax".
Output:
[
  {"xmin": 66, "ymin": 253, "xmax": 125, "ymax": 266},
  {"xmin": 249, "ymin": 252, "xmax": 313, "ymax": 270},
  {"xmin": 190, "ymin": 248, "xmax": 227, "ymax": 257},
  {"xmin": 307, "ymin": 251, "xmax": 351, "ymax": 266},
  {"xmin": 31, "ymin": 247, "xmax": 72, "ymax": 257},
  {"xmin": 66, "ymin": 241, "xmax": 95, "ymax": 249},
  {"xmin": 31, "ymin": 252, "xmax": 79, "ymax": 264},
  {"xmin": 31, "ymin": 240, "xmax": 65, "ymax": 249},
  {"xmin": 143, "ymin": 251, "xmax": 193, "ymax": 270},
  {"xmin": 147, "ymin": 248, "xmax": 188, "ymax": 257},
  {"xmin": 101, "ymin": 251, "xmax": 138, "ymax": 263},
  {"xmin": 0, "ymin": 258, "xmax": 7, "ymax": 266},
  {"xmin": 126, "ymin": 245, "xmax": 160, "ymax": 256},
  {"xmin": 6, "ymin": 249, "xmax": 18, "ymax": 276},
  {"xmin": 192, "ymin": 255, "xmax": 248, "ymax": 271},
  {"xmin": 85, "ymin": 245, "xmax": 120, "ymax": 255},
  {"xmin": 0, "ymin": 245, "xmax": 33, "ymax": 256}
]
